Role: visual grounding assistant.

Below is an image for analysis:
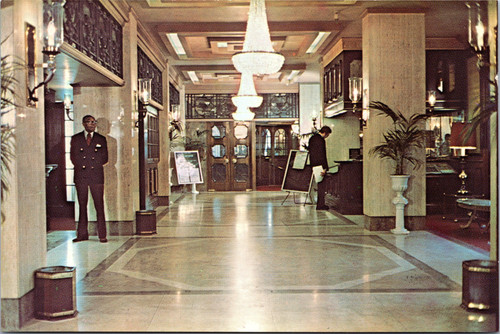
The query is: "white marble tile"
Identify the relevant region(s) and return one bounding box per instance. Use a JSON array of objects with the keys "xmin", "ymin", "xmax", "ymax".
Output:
[{"xmin": 26, "ymin": 191, "xmax": 496, "ymax": 333}]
